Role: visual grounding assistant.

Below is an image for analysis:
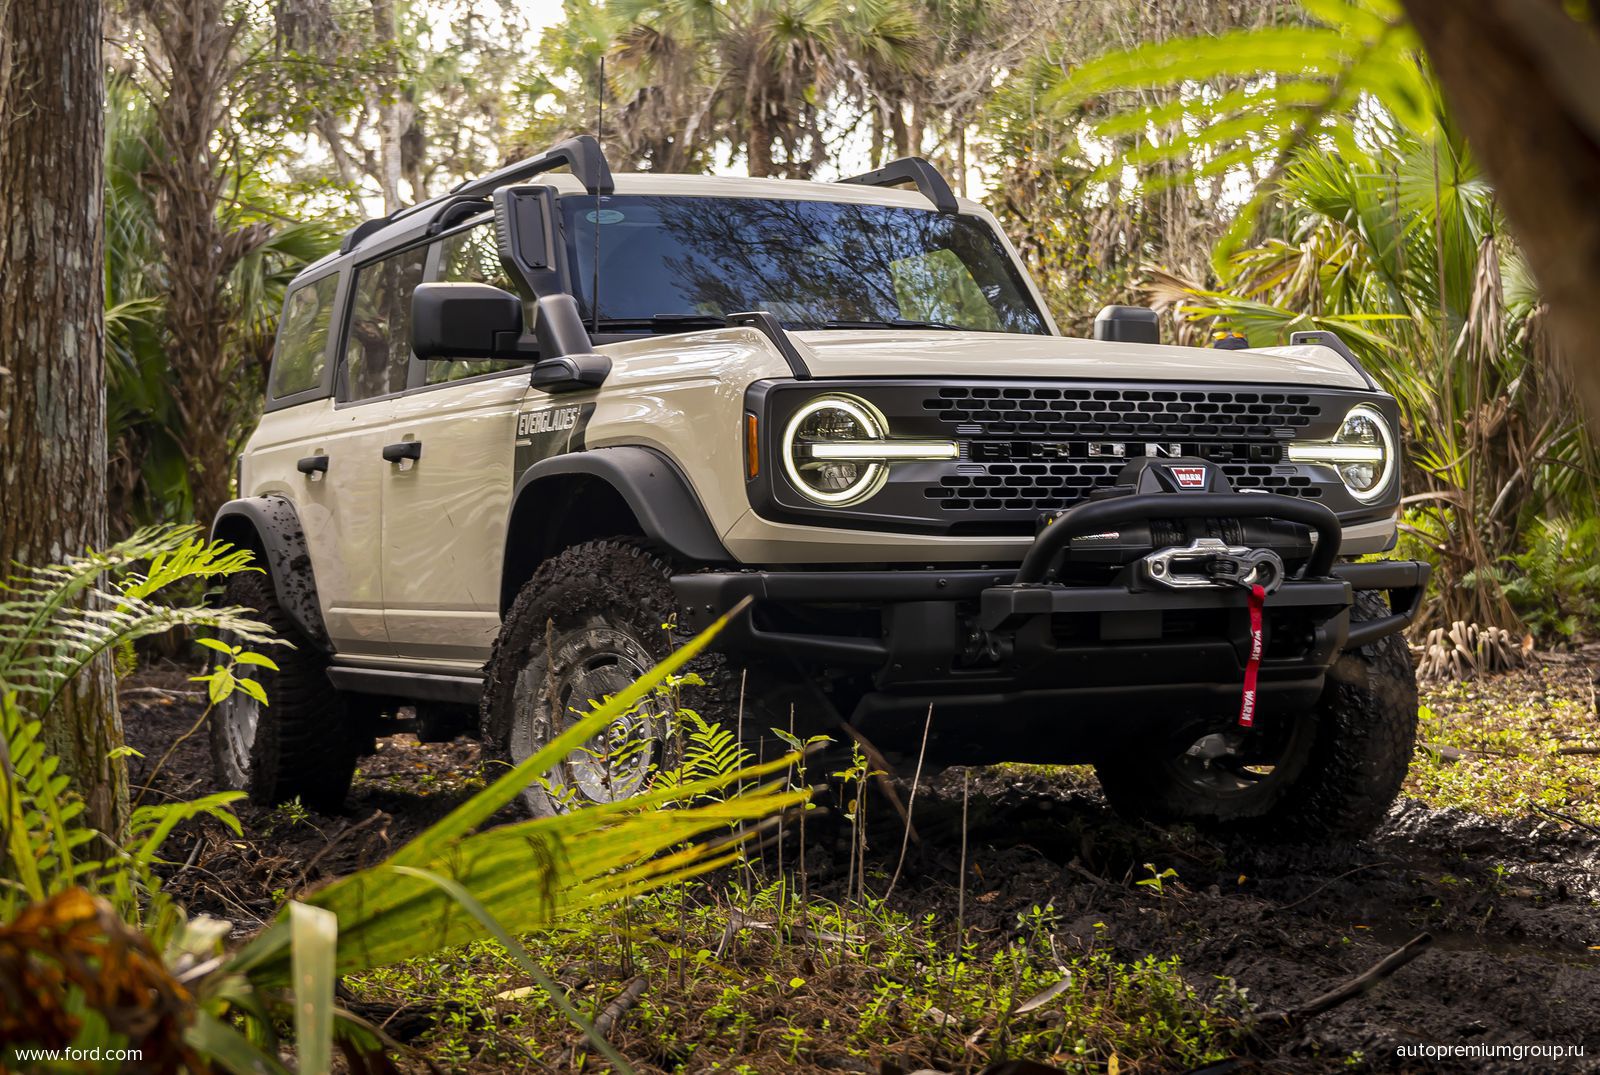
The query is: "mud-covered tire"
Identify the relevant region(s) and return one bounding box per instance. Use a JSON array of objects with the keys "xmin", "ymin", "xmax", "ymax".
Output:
[
  {"xmin": 480, "ymin": 539, "xmax": 745, "ymax": 817},
  {"xmin": 208, "ymin": 571, "xmax": 357, "ymax": 811},
  {"xmin": 1095, "ymin": 590, "xmax": 1418, "ymax": 841}
]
